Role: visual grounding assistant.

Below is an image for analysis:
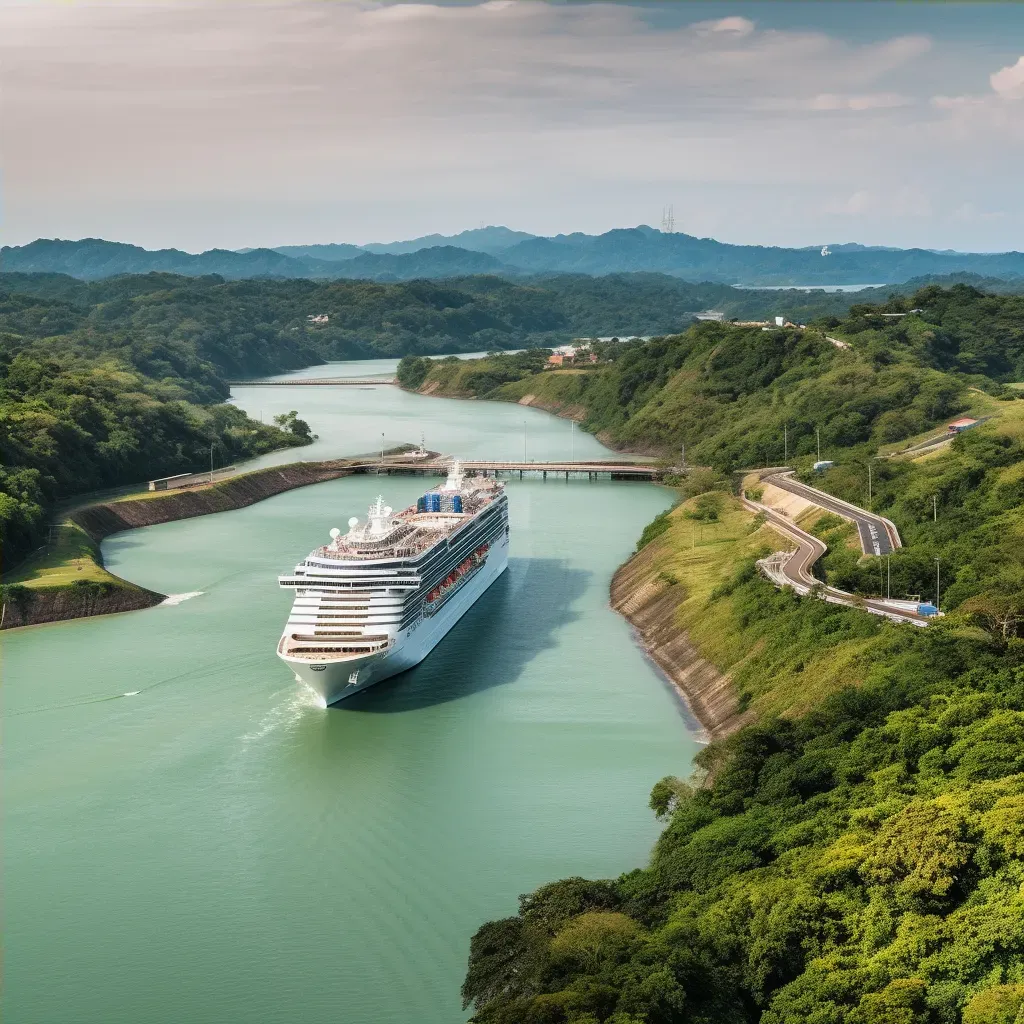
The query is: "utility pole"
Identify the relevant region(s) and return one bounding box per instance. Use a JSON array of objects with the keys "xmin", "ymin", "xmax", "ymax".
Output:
[
  {"xmin": 210, "ymin": 442, "xmax": 214, "ymax": 483},
  {"xmin": 935, "ymin": 557, "xmax": 941, "ymax": 609},
  {"xmin": 879, "ymin": 557, "xmax": 884, "ymax": 596},
  {"xmin": 887, "ymin": 555, "xmax": 891, "ymax": 600},
  {"xmin": 816, "ymin": 426, "xmax": 821, "ymax": 463},
  {"xmin": 783, "ymin": 423, "xmax": 788, "ymax": 464},
  {"xmin": 932, "ymin": 494, "xmax": 937, "ymax": 522},
  {"xmin": 868, "ymin": 462, "xmax": 872, "ymax": 504},
  {"xmin": 680, "ymin": 443, "xmax": 686, "ymax": 471},
  {"xmin": 571, "ymin": 420, "xmax": 575, "ymax": 463}
]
